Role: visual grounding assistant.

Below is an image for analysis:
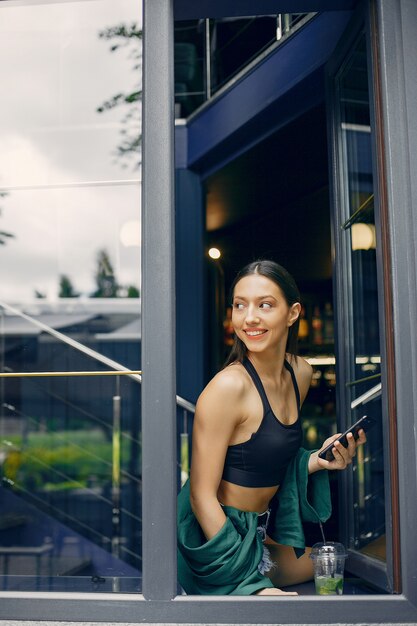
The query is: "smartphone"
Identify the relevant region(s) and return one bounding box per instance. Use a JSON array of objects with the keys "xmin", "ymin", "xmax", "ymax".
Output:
[{"xmin": 318, "ymin": 414, "xmax": 376, "ymax": 461}]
